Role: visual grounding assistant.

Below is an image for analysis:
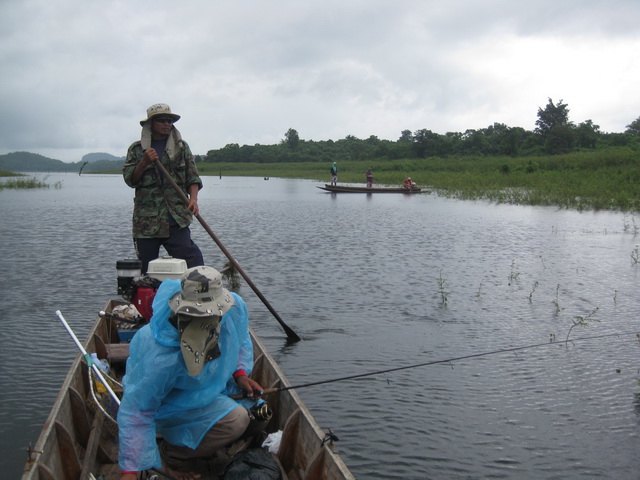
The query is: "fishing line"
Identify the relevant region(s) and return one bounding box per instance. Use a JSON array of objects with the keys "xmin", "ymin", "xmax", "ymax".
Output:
[{"xmin": 261, "ymin": 330, "xmax": 640, "ymax": 396}]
